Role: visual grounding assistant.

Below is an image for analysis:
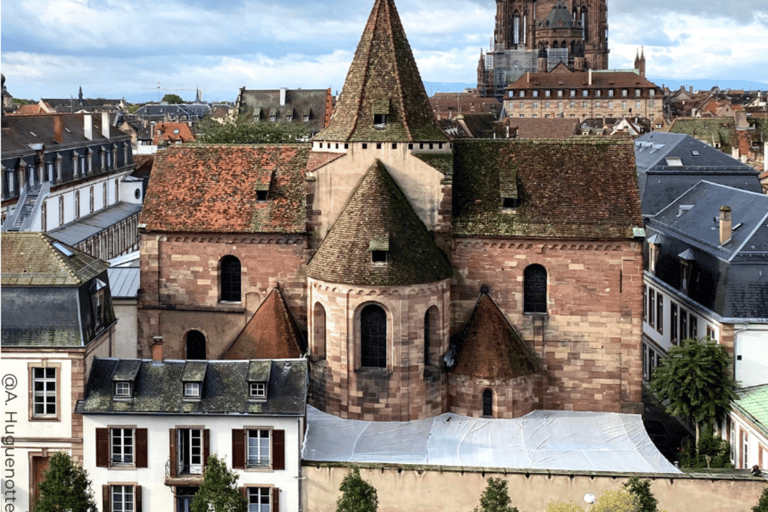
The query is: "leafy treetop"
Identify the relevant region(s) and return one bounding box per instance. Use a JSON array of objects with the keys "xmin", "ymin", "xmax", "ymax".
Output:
[
  {"xmin": 473, "ymin": 477, "xmax": 519, "ymax": 512},
  {"xmin": 195, "ymin": 115, "xmax": 307, "ymax": 144},
  {"xmin": 162, "ymin": 93, "xmax": 185, "ymax": 104},
  {"xmin": 336, "ymin": 466, "xmax": 378, "ymax": 512},
  {"xmin": 33, "ymin": 451, "xmax": 98, "ymax": 512},
  {"xmin": 191, "ymin": 454, "xmax": 247, "ymax": 512}
]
